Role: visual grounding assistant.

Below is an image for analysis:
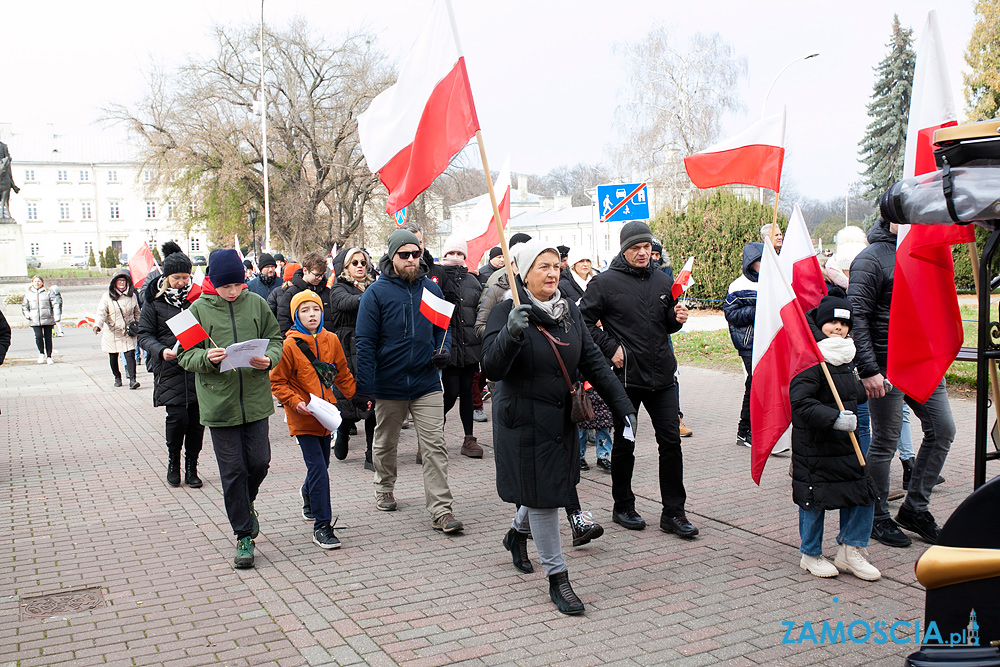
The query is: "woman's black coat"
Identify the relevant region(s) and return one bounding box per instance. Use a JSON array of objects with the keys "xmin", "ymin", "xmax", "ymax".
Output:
[
  {"xmin": 558, "ymin": 268, "xmax": 585, "ymax": 304},
  {"xmin": 482, "ymin": 282, "xmax": 633, "ymax": 508},
  {"xmin": 327, "ymin": 278, "xmax": 365, "ymax": 373},
  {"xmin": 441, "ymin": 264, "xmax": 483, "ymax": 368},
  {"xmin": 789, "ymin": 315, "xmax": 877, "ymax": 512},
  {"xmin": 136, "ymin": 280, "xmax": 198, "ymax": 407}
]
